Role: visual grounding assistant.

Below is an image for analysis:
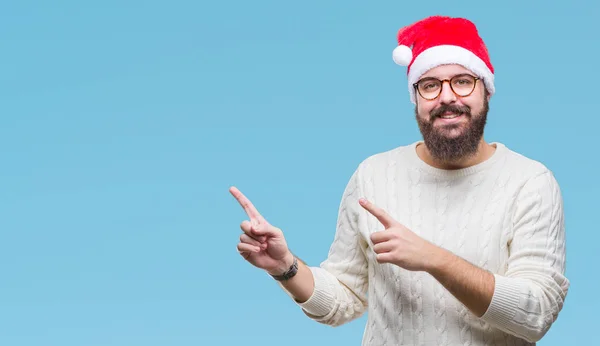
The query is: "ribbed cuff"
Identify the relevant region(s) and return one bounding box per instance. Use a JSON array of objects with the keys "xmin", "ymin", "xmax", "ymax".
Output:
[
  {"xmin": 481, "ymin": 274, "xmax": 521, "ymax": 328},
  {"xmin": 298, "ymin": 267, "xmax": 337, "ymax": 317}
]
